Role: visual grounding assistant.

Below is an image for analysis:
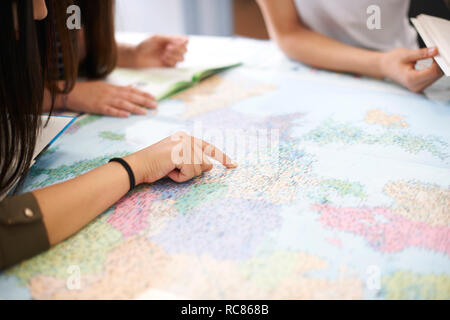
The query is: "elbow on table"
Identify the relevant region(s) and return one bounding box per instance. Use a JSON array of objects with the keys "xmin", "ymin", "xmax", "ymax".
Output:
[{"xmin": 273, "ymin": 31, "xmax": 312, "ymax": 66}]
